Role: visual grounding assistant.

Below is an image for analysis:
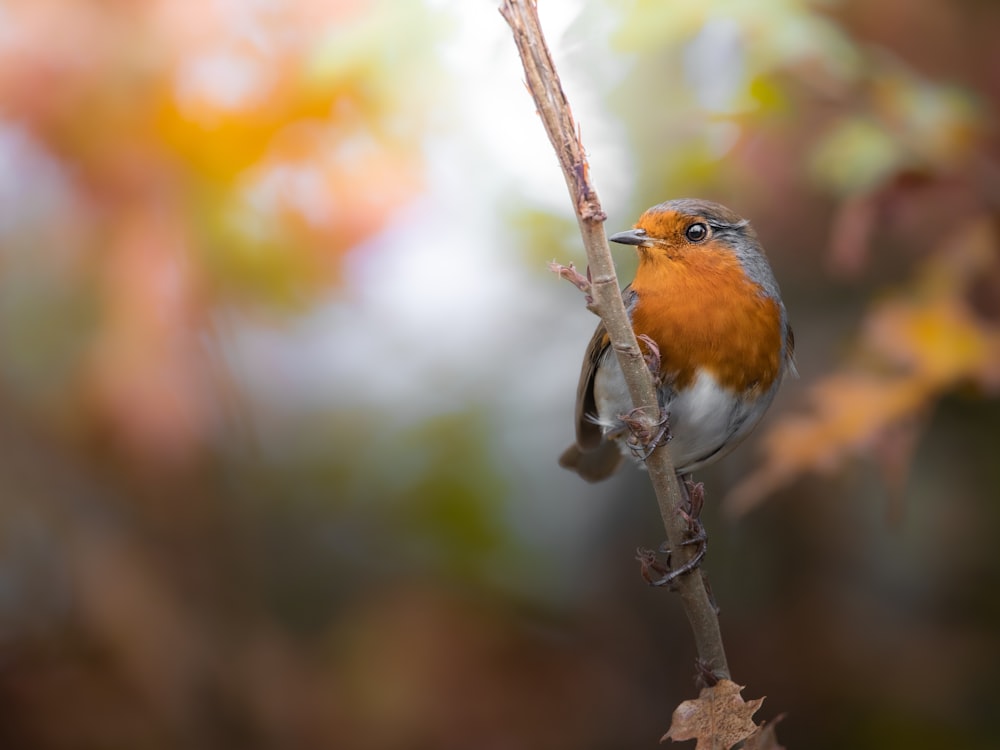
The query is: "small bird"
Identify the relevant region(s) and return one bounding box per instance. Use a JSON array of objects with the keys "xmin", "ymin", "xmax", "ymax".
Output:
[{"xmin": 559, "ymin": 199, "xmax": 795, "ymax": 483}]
